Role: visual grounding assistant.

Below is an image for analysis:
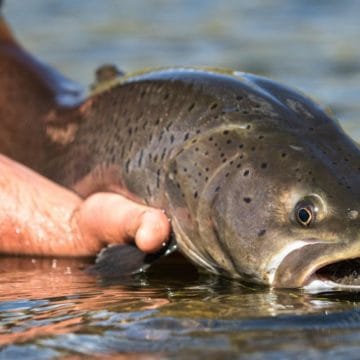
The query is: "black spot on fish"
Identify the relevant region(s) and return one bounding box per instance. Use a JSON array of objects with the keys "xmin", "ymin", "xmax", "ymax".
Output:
[
  {"xmin": 194, "ymin": 191, "xmax": 198, "ymax": 199},
  {"xmin": 258, "ymin": 229, "xmax": 266, "ymax": 237},
  {"xmin": 161, "ymin": 148, "xmax": 167, "ymax": 160},
  {"xmin": 236, "ymin": 95, "xmax": 244, "ymax": 101},
  {"xmin": 156, "ymin": 169, "xmax": 160, "ymax": 188},
  {"xmin": 239, "ymin": 144, "xmax": 244, "ymax": 149},
  {"xmin": 170, "ymin": 134, "xmax": 175, "ymax": 143},
  {"xmin": 210, "ymin": 103, "xmax": 218, "ymax": 110},
  {"xmin": 158, "ymin": 130, "xmax": 164, "ymax": 141},
  {"xmin": 281, "ymin": 152, "xmax": 287, "ymax": 158},
  {"xmin": 163, "ymin": 93, "xmax": 169, "ymax": 100},
  {"xmin": 138, "ymin": 149, "xmax": 144, "ymax": 167},
  {"xmin": 184, "ymin": 133, "xmax": 190, "ymax": 141},
  {"xmin": 223, "ymin": 130, "xmax": 229, "ymax": 135},
  {"xmin": 226, "ymin": 139, "xmax": 232, "ymax": 144},
  {"xmin": 243, "ymin": 197, "xmax": 252, "ymax": 203},
  {"xmin": 215, "ymin": 186, "xmax": 221, "ymax": 192},
  {"xmin": 261, "ymin": 162, "xmax": 268, "ymax": 169},
  {"xmin": 125, "ymin": 159, "xmax": 130, "ymax": 173},
  {"xmin": 258, "ymin": 135, "xmax": 264, "ymax": 140},
  {"xmin": 153, "ymin": 154, "xmax": 158, "ymax": 163},
  {"xmin": 243, "ymin": 169, "xmax": 250, "ymax": 176},
  {"xmin": 209, "ymin": 137, "xmax": 213, "ymax": 142},
  {"xmin": 188, "ymin": 103, "xmax": 195, "ymax": 112},
  {"xmin": 246, "ymin": 125, "xmax": 251, "ymax": 130}
]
